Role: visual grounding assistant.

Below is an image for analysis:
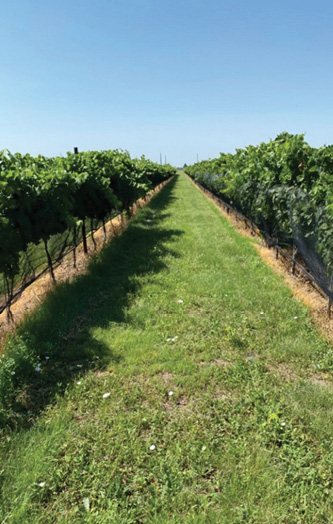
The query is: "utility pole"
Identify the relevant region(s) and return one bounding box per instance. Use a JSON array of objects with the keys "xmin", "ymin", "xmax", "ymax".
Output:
[{"xmin": 160, "ymin": 153, "xmax": 162, "ymax": 165}]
